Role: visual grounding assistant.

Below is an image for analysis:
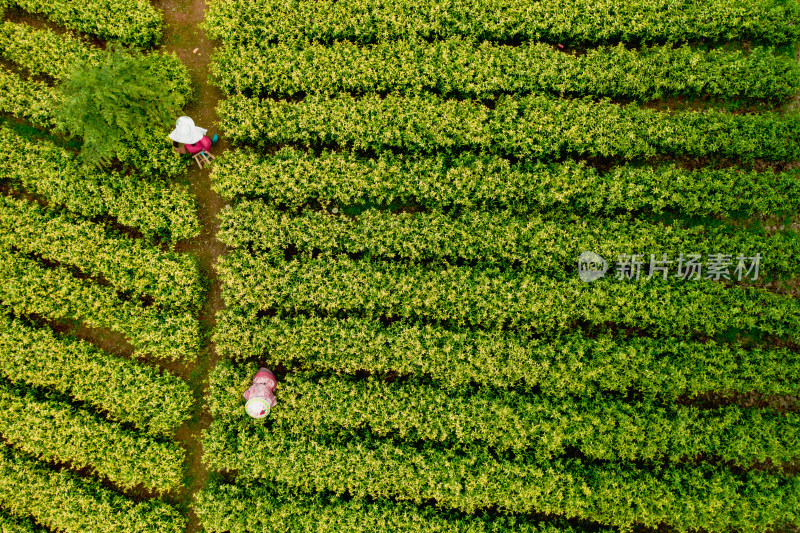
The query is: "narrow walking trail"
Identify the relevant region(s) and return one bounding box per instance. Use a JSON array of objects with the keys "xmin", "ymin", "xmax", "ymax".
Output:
[{"xmin": 150, "ymin": 0, "xmax": 228, "ymax": 529}]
